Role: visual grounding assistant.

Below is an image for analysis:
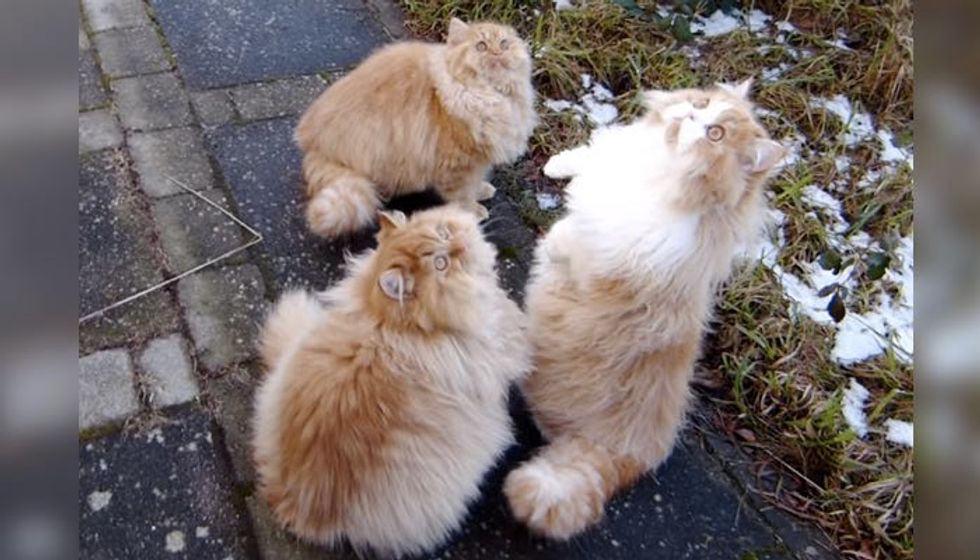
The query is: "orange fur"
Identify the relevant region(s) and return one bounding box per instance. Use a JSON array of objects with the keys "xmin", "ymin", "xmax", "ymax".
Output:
[
  {"xmin": 295, "ymin": 18, "xmax": 536, "ymax": 237},
  {"xmin": 253, "ymin": 206, "xmax": 531, "ymax": 557},
  {"xmin": 505, "ymin": 80, "xmax": 785, "ymax": 539}
]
